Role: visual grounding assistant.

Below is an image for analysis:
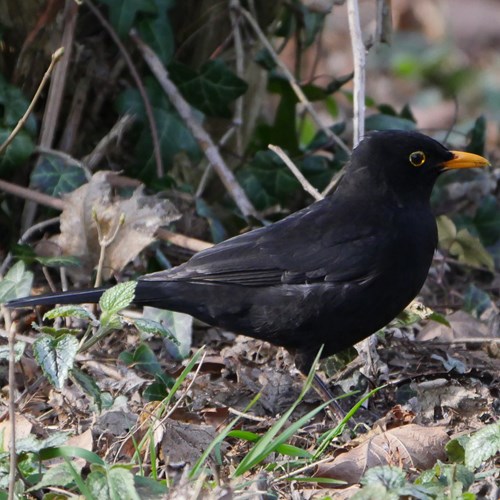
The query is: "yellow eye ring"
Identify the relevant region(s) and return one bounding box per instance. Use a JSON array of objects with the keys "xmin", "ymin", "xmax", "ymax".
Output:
[{"xmin": 409, "ymin": 151, "xmax": 426, "ymax": 167}]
